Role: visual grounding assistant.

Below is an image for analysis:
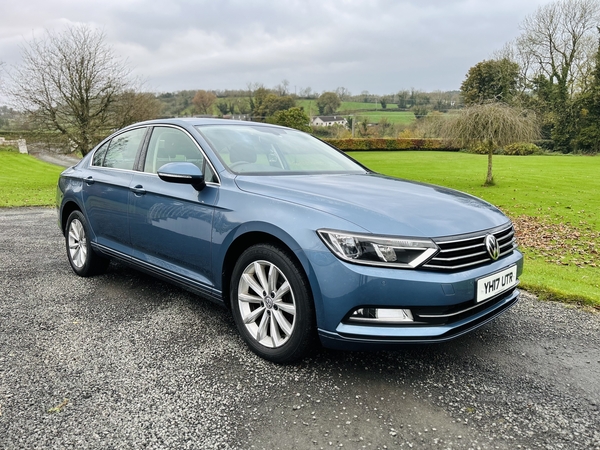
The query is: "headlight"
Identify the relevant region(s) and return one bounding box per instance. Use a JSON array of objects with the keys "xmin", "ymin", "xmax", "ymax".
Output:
[{"xmin": 317, "ymin": 229, "xmax": 439, "ymax": 269}]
